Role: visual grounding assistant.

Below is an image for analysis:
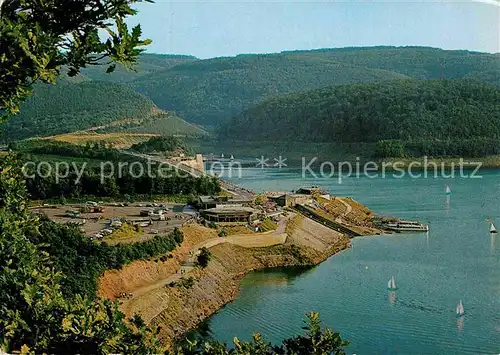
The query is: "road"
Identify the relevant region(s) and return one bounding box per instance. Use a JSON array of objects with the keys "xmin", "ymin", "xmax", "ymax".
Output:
[{"xmin": 121, "ymin": 151, "xmax": 255, "ymax": 200}]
